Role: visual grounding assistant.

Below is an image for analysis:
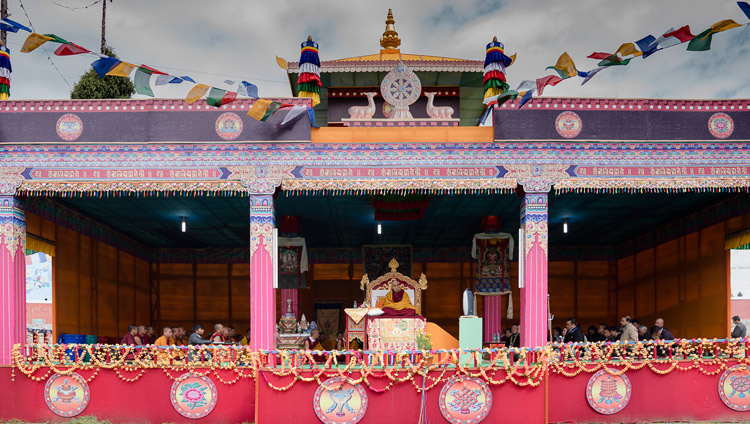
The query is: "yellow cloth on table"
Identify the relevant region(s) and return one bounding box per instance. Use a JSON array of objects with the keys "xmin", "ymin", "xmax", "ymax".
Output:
[
  {"xmin": 382, "ymin": 289, "xmax": 415, "ymax": 311},
  {"xmin": 240, "ymin": 336, "xmax": 250, "ymax": 346},
  {"xmin": 344, "ymin": 308, "xmax": 369, "ymax": 324}
]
